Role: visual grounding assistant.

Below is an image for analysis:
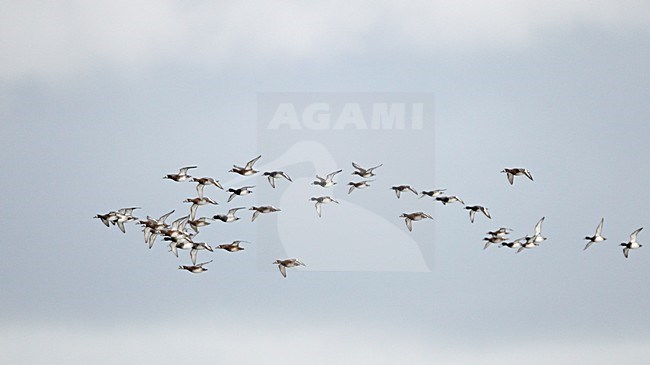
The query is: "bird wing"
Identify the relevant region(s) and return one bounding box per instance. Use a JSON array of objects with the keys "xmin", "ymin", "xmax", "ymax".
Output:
[
  {"xmin": 190, "ymin": 204, "xmax": 198, "ymax": 221},
  {"xmin": 245, "ymin": 155, "xmax": 262, "ymax": 169},
  {"xmin": 326, "ymin": 169, "xmax": 343, "ymax": 180},
  {"xmin": 118, "ymin": 207, "xmax": 138, "ymax": 215},
  {"xmin": 348, "ymin": 185, "xmax": 355, "ymax": 194},
  {"xmin": 630, "ymin": 227, "xmax": 643, "ymax": 242},
  {"xmin": 524, "ymin": 170, "xmax": 534, "ymax": 181},
  {"xmin": 143, "ymin": 227, "xmax": 152, "ymax": 243},
  {"xmin": 280, "ymin": 172, "xmax": 292, "ymax": 182},
  {"xmin": 116, "ymin": 220, "xmax": 126, "ymax": 234},
  {"xmin": 179, "ymin": 166, "xmax": 197, "ymax": 174},
  {"xmin": 351, "ymin": 162, "xmax": 364, "ymax": 172},
  {"xmin": 507, "ymin": 172, "xmax": 514, "ymax": 185},
  {"xmin": 158, "ymin": 210, "xmax": 175, "ymax": 224},
  {"xmin": 481, "ymin": 207, "xmax": 491, "ymax": 219},
  {"xmin": 228, "ymin": 207, "xmax": 245, "ymax": 215},
  {"xmin": 227, "ymin": 193, "xmax": 236, "ymax": 203},
  {"xmin": 469, "ymin": 210, "xmax": 475, "ymax": 223},
  {"xmin": 315, "ymin": 202, "xmax": 322, "ymax": 217},
  {"xmin": 623, "ymin": 247, "xmax": 629, "ymax": 258},
  {"xmin": 583, "ymin": 241, "xmax": 594, "ymax": 251},
  {"xmin": 190, "ymin": 249, "xmax": 198, "ymax": 265},
  {"xmin": 407, "ymin": 186, "xmax": 418, "ymax": 195},
  {"xmin": 197, "ymin": 260, "xmax": 213, "ymax": 267},
  {"xmin": 148, "ymin": 233, "xmax": 158, "ymax": 249},
  {"xmin": 394, "ymin": 189, "xmax": 401, "ymax": 199},
  {"xmin": 98, "ymin": 216, "xmax": 110, "ymax": 227},
  {"xmin": 279, "ymin": 265, "xmax": 287, "ymax": 278},
  {"xmin": 534, "ymin": 217, "xmax": 545, "ymax": 236},
  {"xmin": 405, "ymin": 218, "xmax": 413, "ymax": 232},
  {"xmin": 595, "ymin": 218, "xmax": 604, "ymax": 236},
  {"xmin": 196, "ymin": 184, "xmax": 205, "ymax": 199},
  {"xmin": 251, "ymin": 210, "xmax": 260, "ymax": 222},
  {"xmin": 267, "ymin": 175, "xmax": 276, "ymax": 188}
]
